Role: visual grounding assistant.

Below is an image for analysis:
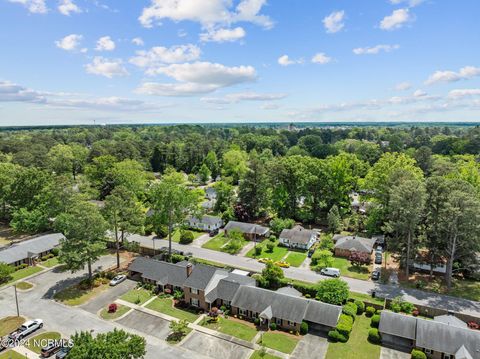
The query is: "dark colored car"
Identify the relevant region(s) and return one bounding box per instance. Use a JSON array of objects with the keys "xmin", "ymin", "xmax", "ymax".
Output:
[
  {"xmin": 371, "ymin": 270, "xmax": 380, "ymax": 281},
  {"xmin": 307, "ymin": 250, "xmax": 314, "ymax": 258},
  {"xmin": 55, "ymin": 346, "xmax": 71, "ymax": 359},
  {"xmin": 375, "ymin": 254, "xmax": 382, "ymax": 265},
  {"xmin": 209, "ymin": 229, "xmax": 219, "ymax": 237},
  {"xmin": 41, "ymin": 342, "xmax": 61, "ymax": 357}
]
